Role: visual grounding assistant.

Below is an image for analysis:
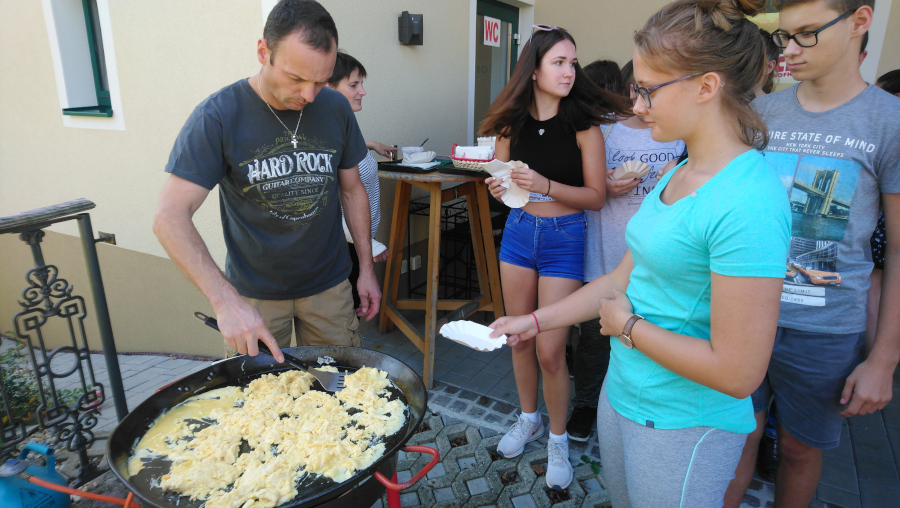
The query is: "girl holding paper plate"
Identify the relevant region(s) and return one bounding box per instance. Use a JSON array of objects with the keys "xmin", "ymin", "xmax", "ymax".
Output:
[
  {"xmin": 478, "ymin": 26, "xmax": 628, "ymax": 489},
  {"xmin": 327, "ymin": 51, "xmax": 391, "ymax": 308},
  {"xmin": 489, "ymin": 0, "xmax": 791, "ymax": 504}
]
